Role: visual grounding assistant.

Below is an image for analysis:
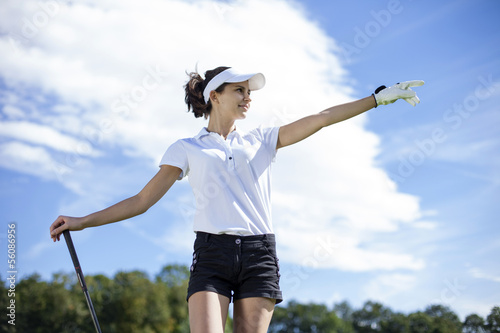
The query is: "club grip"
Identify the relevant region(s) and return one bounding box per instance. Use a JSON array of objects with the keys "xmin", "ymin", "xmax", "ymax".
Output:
[{"xmin": 63, "ymin": 230, "xmax": 88, "ymax": 292}]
